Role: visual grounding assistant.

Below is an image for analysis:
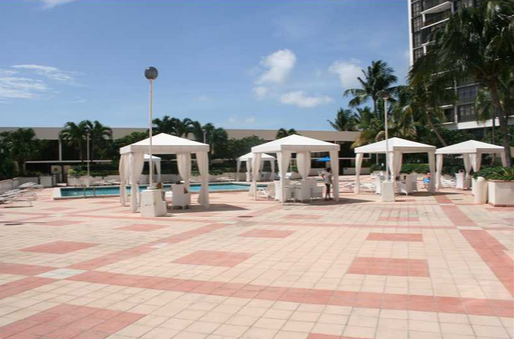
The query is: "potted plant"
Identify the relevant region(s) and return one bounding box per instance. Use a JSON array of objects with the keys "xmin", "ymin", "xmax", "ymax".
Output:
[{"xmin": 474, "ymin": 167, "xmax": 514, "ymax": 207}]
